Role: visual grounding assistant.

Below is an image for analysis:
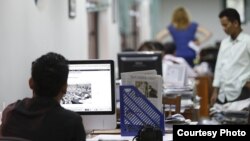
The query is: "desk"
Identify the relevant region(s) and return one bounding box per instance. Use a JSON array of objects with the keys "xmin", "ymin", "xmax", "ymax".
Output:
[
  {"xmin": 86, "ymin": 134, "xmax": 173, "ymax": 141},
  {"xmin": 117, "ymin": 98, "xmax": 199, "ymax": 123},
  {"xmin": 163, "ymin": 88, "xmax": 199, "ymax": 121},
  {"xmin": 86, "ymin": 121, "xmax": 197, "ymax": 141}
]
